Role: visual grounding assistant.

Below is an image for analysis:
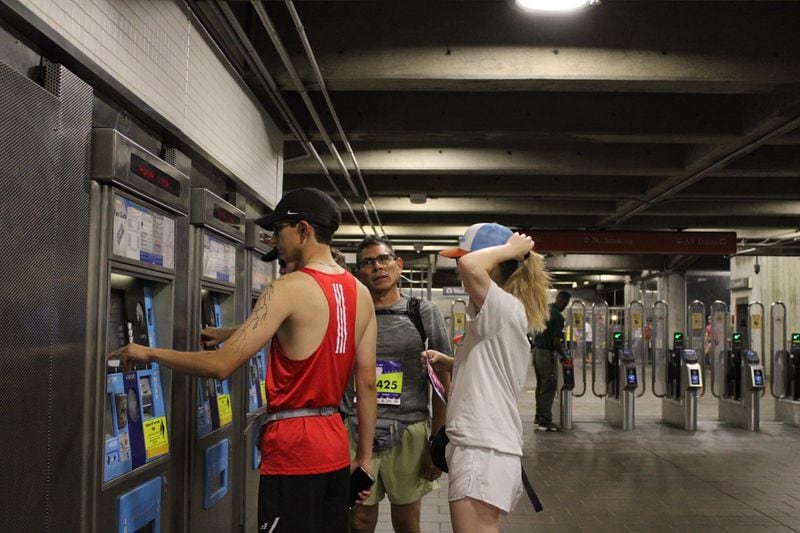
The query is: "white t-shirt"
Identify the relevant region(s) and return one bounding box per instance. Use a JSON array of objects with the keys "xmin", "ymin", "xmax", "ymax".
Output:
[{"xmin": 446, "ymin": 281, "xmax": 530, "ymax": 456}]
